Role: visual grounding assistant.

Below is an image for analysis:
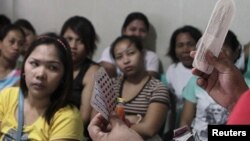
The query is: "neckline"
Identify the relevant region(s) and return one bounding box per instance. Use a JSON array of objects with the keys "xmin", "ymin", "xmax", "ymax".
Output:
[
  {"xmin": 119, "ymin": 75, "xmax": 151, "ymax": 103},
  {"xmin": 0, "ymin": 69, "xmax": 16, "ymax": 81}
]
